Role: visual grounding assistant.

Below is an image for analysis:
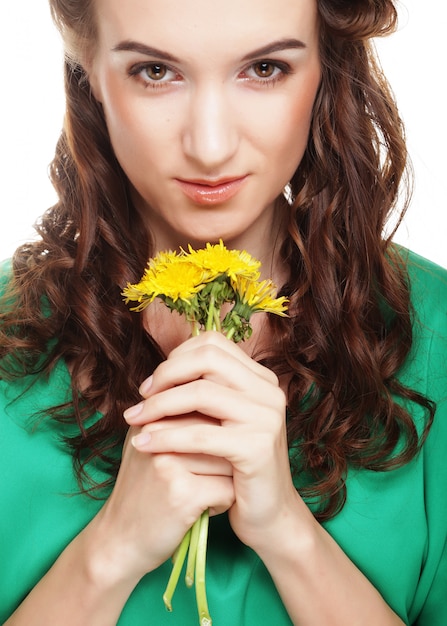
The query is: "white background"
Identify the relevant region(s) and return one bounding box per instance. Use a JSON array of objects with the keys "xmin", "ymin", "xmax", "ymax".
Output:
[{"xmin": 1, "ymin": 1, "xmax": 445, "ymax": 267}]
